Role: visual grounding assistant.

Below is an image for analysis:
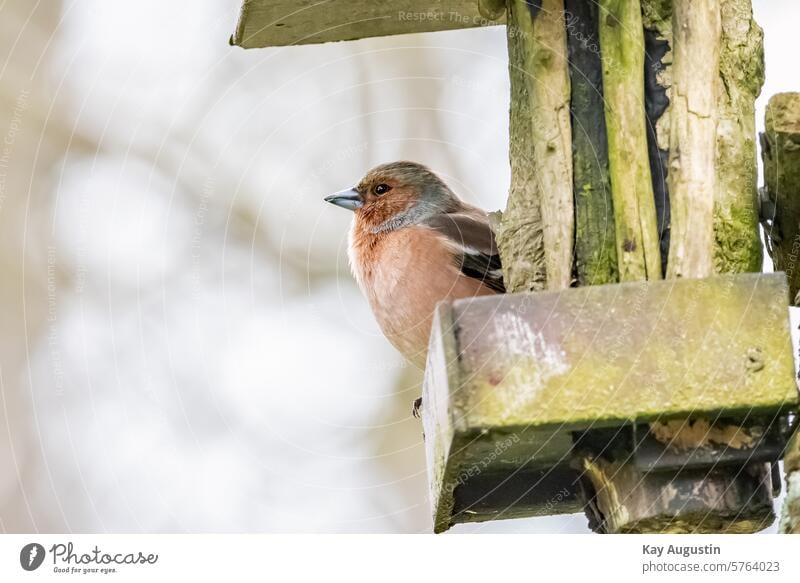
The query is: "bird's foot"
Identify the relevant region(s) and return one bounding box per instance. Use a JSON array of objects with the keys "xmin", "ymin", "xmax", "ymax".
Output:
[{"xmin": 412, "ymin": 397, "xmax": 423, "ymax": 419}]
